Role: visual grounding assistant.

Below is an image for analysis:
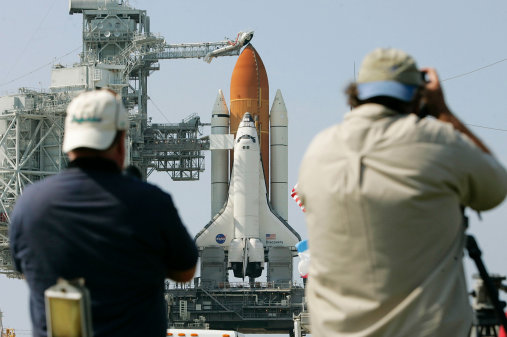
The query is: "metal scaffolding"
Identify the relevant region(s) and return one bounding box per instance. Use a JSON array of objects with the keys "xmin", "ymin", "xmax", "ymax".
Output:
[
  {"xmin": 72, "ymin": 2, "xmax": 248, "ymax": 179},
  {"xmin": 0, "ymin": 1, "xmax": 252, "ymax": 275},
  {"xmin": 0, "ymin": 90, "xmax": 72, "ymax": 276},
  {"xmin": 165, "ymin": 280, "xmax": 307, "ymax": 335},
  {"xmin": 142, "ymin": 114, "xmax": 210, "ymax": 181}
]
